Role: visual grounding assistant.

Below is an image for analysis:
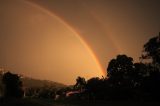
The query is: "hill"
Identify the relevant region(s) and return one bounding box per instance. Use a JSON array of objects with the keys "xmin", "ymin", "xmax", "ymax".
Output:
[
  {"xmin": 21, "ymin": 76, "xmax": 66, "ymax": 88},
  {"xmin": 0, "ymin": 71, "xmax": 66, "ymax": 90}
]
